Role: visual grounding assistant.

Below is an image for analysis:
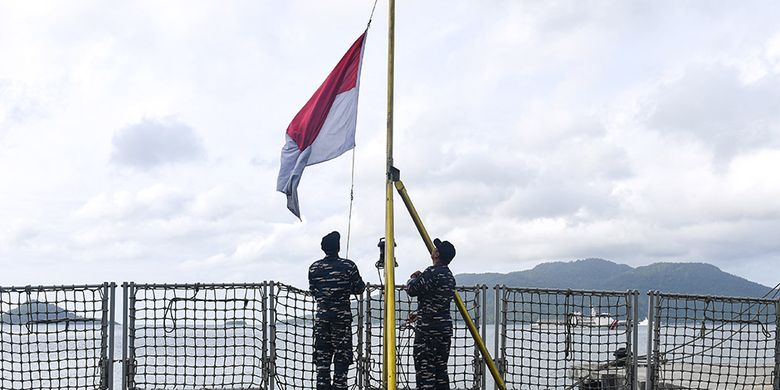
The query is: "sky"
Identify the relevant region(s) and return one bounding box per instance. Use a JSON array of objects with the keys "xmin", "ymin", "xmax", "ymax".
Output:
[{"xmin": 1, "ymin": 1, "xmax": 779, "ymax": 289}]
